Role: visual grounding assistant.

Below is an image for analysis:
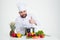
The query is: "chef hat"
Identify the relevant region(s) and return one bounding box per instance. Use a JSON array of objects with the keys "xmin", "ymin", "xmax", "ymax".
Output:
[{"xmin": 17, "ymin": 2, "xmax": 27, "ymax": 12}]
